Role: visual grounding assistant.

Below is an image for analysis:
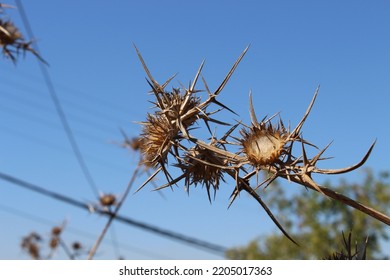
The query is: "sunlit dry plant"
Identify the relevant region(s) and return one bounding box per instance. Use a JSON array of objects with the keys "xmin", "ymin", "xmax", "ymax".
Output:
[
  {"xmin": 72, "ymin": 241, "xmax": 82, "ymax": 251},
  {"xmin": 0, "ymin": 3, "xmax": 45, "ymax": 63},
  {"xmin": 139, "ymin": 113, "xmax": 178, "ymax": 168},
  {"xmin": 51, "ymin": 226, "xmax": 63, "ymax": 236},
  {"xmin": 99, "ymin": 193, "xmax": 117, "ymax": 208},
  {"xmin": 324, "ymin": 231, "xmax": 368, "ymax": 260},
  {"xmin": 240, "ymin": 112, "xmax": 288, "ymax": 167},
  {"xmin": 21, "ymin": 222, "xmax": 82, "ymax": 260},
  {"xmin": 175, "ymin": 143, "xmax": 227, "ymax": 202},
  {"xmin": 47, "ymin": 221, "xmax": 67, "ymax": 258},
  {"xmin": 21, "ymin": 232, "xmax": 41, "ymax": 259},
  {"xmin": 132, "ymin": 45, "xmax": 390, "ymax": 244}
]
